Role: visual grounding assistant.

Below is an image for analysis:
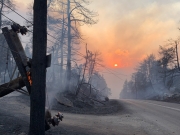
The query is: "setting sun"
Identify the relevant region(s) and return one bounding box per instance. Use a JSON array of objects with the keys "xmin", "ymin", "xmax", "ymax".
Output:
[{"xmin": 114, "ymin": 64, "xmax": 118, "ymax": 67}]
